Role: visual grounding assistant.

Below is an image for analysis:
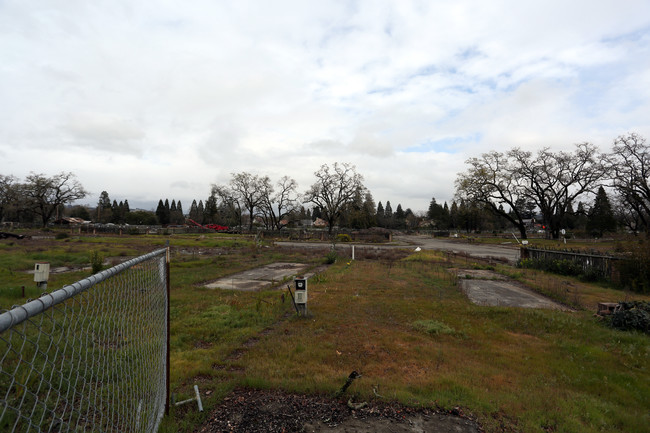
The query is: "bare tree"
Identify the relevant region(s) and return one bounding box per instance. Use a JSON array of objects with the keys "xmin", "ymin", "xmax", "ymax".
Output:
[
  {"xmin": 260, "ymin": 175, "xmax": 299, "ymax": 230},
  {"xmin": 455, "ymin": 151, "xmax": 530, "ymax": 239},
  {"xmin": 0, "ymin": 174, "xmax": 18, "ymax": 222},
  {"xmin": 22, "ymin": 172, "xmax": 88, "ymax": 227},
  {"xmin": 210, "ymin": 184, "xmax": 239, "ymax": 227},
  {"xmin": 216, "ymin": 172, "xmax": 269, "ymax": 232},
  {"xmin": 606, "ymin": 133, "xmax": 650, "ymax": 234},
  {"xmin": 510, "ymin": 143, "xmax": 606, "ymax": 239},
  {"xmin": 304, "ymin": 162, "xmax": 365, "ymax": 234}
]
